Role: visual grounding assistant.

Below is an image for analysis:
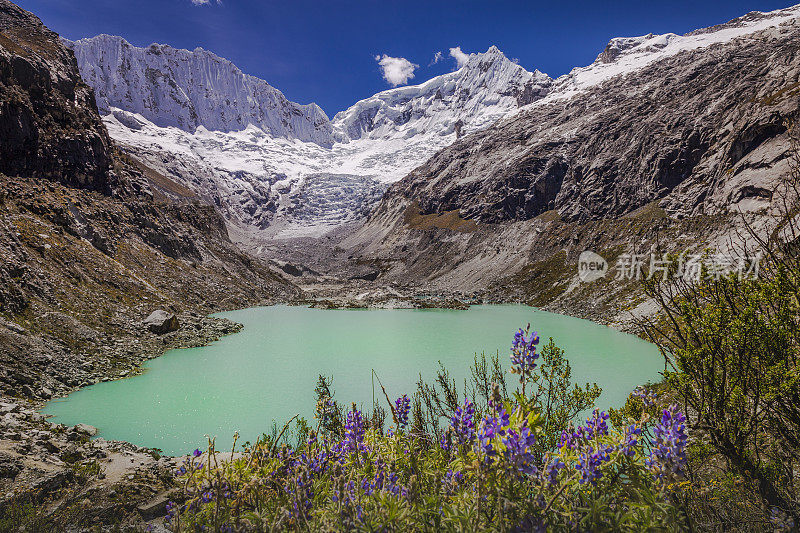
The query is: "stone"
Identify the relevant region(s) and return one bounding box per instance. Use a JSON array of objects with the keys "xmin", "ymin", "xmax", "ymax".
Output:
[
  {"xmin": 137, "ymin": 492, "xmax": 173, "ymax": 520},
  {"xmin": 73, "ymin": 423, "xmax": 98, "ymax": 437},
  {"xmin": 0, "ymin": 451, "xmax": 22, "ymax": 479},
  {"xmin": 0, "ymin": 402, "xmax": 19, "ymax": 415},
  {"xmin": 142, "ymin": 310, "xmax": 180, "ymax": 335}
]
